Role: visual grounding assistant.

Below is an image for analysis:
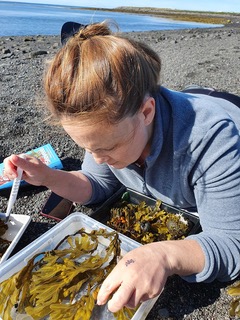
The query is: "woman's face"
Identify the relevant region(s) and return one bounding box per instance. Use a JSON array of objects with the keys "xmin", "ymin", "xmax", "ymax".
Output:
[{"xmin": 62, "ymin": 97, "xmax": 155, "ymax": 169}]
